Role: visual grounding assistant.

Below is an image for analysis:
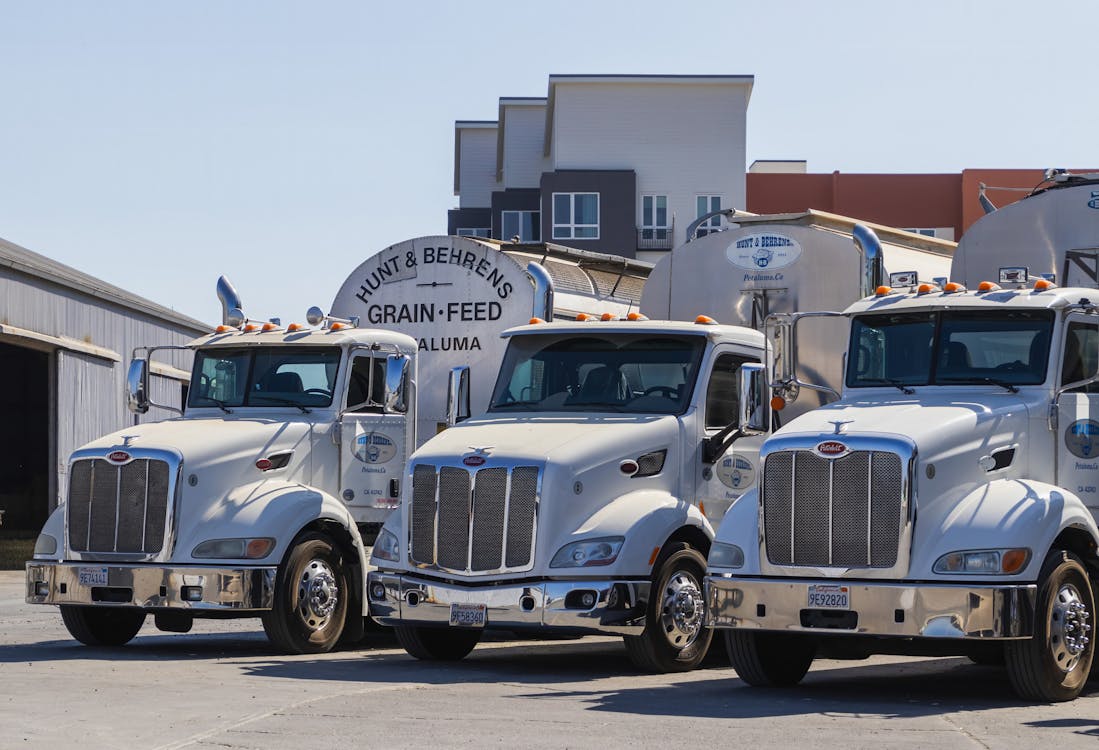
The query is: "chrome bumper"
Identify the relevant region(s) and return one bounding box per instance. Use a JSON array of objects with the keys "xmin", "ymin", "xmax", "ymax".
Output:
[
  {"xmin": 368, "ymin": 571, "xmax": 648, "ymax": 636},
  {"xmin": 705, "ymin": 575, "xmax": 1037, "ymax": 639},
  {"xmin": 26, "ymin": 562, "xmax": 277, "ymax": 611}
]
